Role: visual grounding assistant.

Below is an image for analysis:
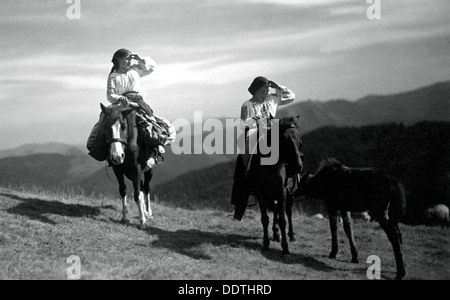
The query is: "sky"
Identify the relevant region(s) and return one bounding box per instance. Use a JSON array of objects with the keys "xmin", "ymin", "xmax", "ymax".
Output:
[{"xmin": 0, "ymin": 0, "xmax": 449, "ymax": 150}]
